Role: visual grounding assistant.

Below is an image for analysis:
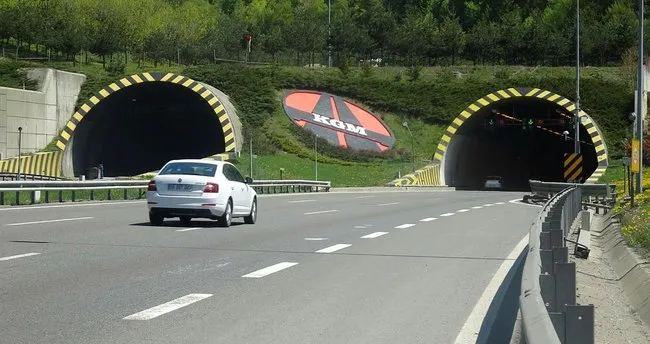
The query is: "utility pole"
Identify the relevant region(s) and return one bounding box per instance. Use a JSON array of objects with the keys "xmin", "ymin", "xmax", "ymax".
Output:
[
  {"xmin": 636, "ymin": 0, "xmax": 645, "ymax": 193},
  {"xmin": 328, "ymin": 0, "xmax": 332, "ymax": 68},
  {"xmin": 17, "ymin": 126, "xmax": 22, "ymax": 180},
  {"xmin": 249, "ymin": 136, "xmax": 253, "ymax": 179},
  {"xmin": 315, "ymin": 135, "xmax": 318, "ymax": 181},
  {"xmin": 574, "ymin": 0, "xmax": 581, "ymax": 154},
  {"xmin": 403, "ymin": 121, "xmax": 415, "ymax": 172}
]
